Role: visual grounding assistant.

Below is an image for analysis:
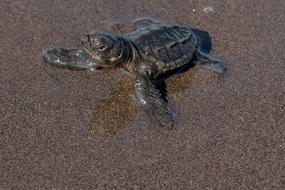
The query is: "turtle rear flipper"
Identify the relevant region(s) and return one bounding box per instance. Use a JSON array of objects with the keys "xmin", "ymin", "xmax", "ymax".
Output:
[
  {"xmin": 197, "ymin": 51, "xmax": 226, "ymax": 74},
  {"xmin": 43, "ymin": 48, "xmax": 101, "ymax": 70},
  {"xmin": 134, "ymin": 75, "xmax": 174, "ymax": 129}
]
